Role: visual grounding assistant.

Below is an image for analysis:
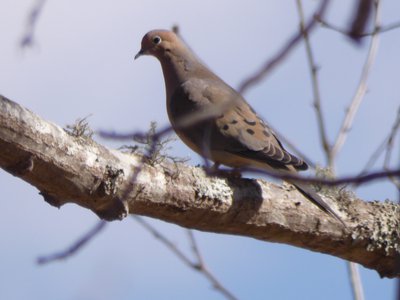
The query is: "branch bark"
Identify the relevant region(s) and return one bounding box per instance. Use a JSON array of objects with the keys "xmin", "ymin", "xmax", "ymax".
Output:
[{"xmin": 0, "ymin": 95, "xmax": 399, "ymax": 278}]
